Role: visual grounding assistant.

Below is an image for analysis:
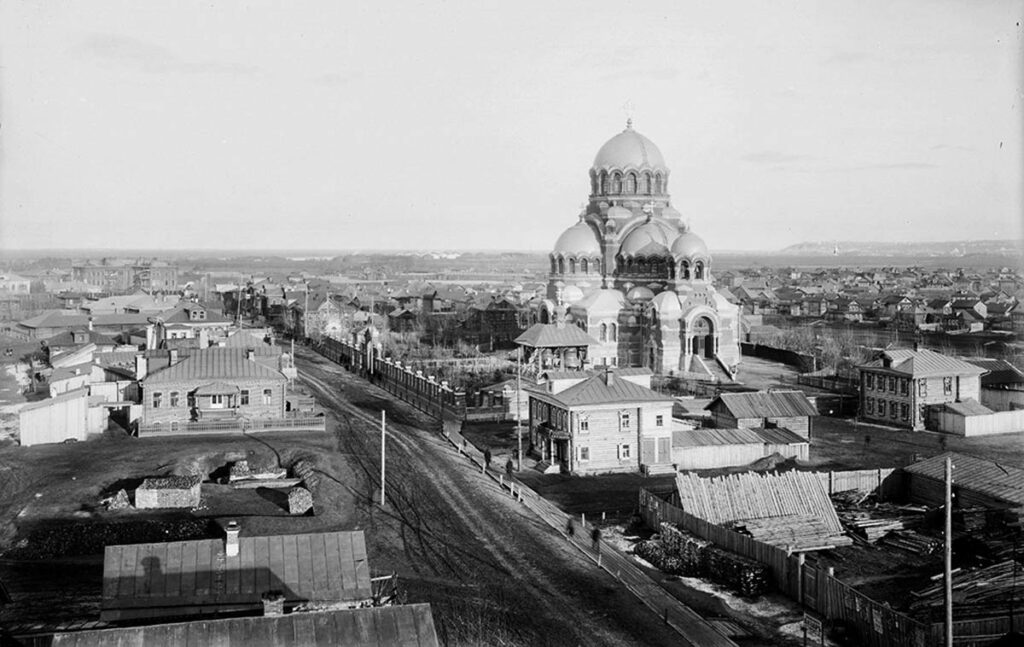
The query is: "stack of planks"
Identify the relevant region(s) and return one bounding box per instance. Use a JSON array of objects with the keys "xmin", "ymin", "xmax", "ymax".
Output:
[
  {"xmin": 732, "ymin": 515, "xmax": 853, "ymax": 551},
  {"xmin": 910, "ymin": 560, "xmax": 1024, "ymax": 619},
  {"xmin": 880, "ymin": 529, "xmax": 941, "ymax": 555},
  {"xmin": 832, "ymin": 490, "xmax": 927, "ymax": 543}
]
